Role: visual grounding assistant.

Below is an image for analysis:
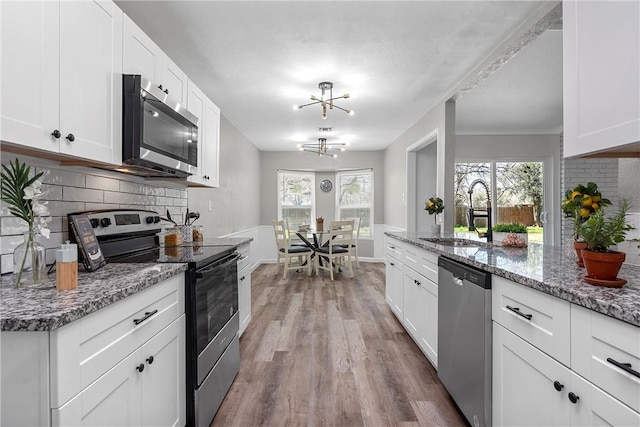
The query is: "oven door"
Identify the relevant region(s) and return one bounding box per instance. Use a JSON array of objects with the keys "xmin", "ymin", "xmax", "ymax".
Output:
[{"xmin": 194, "ymin": 251, "xmax": 240, "ymax": 385}]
